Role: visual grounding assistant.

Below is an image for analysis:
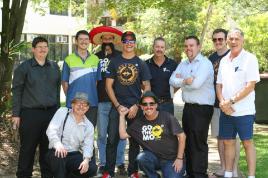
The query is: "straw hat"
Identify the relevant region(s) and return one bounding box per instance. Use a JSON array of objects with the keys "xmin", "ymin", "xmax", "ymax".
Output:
[{"xmin": 89, "ymin": 26, "xmax": 123, "ymax": 45}]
